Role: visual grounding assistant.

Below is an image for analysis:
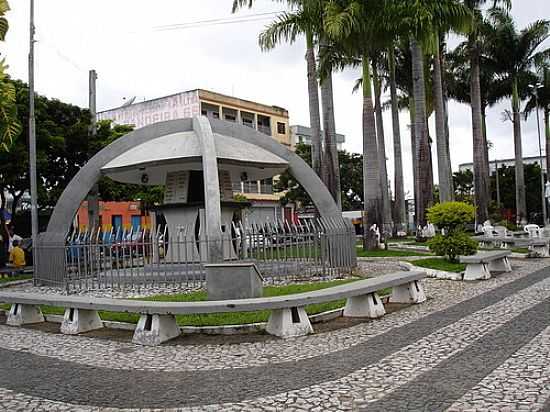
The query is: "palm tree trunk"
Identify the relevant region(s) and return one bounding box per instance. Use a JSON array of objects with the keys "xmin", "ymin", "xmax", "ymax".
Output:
[
  {"xmin": 433, "ymin": 37, "xmax": 453, "ymax": 203},
  {"xmin": 410, "ymin": 38, "xmax": 433, "ymax": 229},
  {"xmin": 512, "ymin": 78, "xmax": 527, "ymax": 225},
  {"xmin": 320, "ymin": 74, "xmax": 342, "ymax": 209},
  {"xmin": 545, "ymin": 107, "xmax": 550, "ymax": 177},
  {"xmin": 389, "ymin": 48, "xmax": 407, "ymax": 231},
  {"xmin": 469, "ymin": 42, "xmax": 489, "ymax": 225},
  {"xmin": 362, "ymin": 56, "xmax": 383, "ymax": 250},
  {"xmin": 409, "ymin": 96, "xmax": 418, "ymax": 226},
  {"xmin": 319, "ymin": 38, "xmax": 342, "ymax": 209},
  {"xmin": 305, "ymin": 30, "xmax": 322, "ymax": 178},
  {"xmin": 481, "ymin": 105, "xmax": 491, "ymax": 193},
  {"xmin": 372, "ymin": 58, "xmax": 393, "ymax": 232}
]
